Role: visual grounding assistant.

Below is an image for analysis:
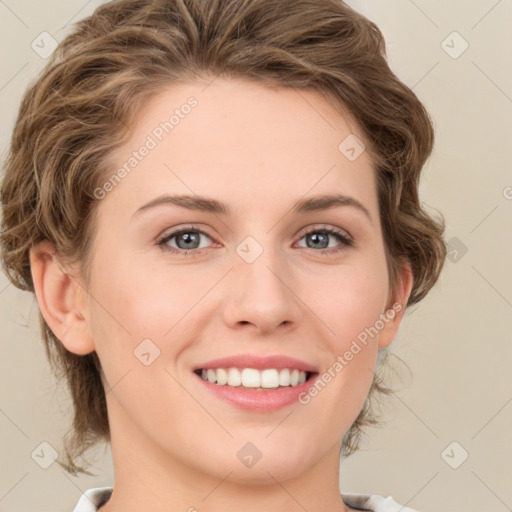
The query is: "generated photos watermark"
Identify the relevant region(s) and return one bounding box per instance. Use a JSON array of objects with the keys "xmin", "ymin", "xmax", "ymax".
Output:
[
  {"xmin": 93, "ymin": 96, "xmax": 198, "ymax": 200},
  {"xmin": 298, "ymin": 302, "xmax": 402, "ymax": 405}
]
